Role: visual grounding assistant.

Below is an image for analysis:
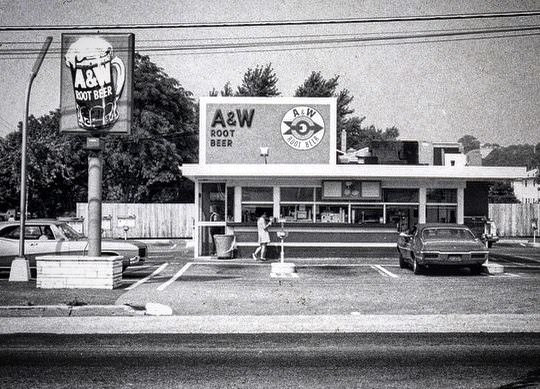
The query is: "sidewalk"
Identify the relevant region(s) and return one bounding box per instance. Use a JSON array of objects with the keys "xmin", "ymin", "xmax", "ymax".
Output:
[{"xmin": 1, "ymin": 314, "xmax": 539, "ymax": 334}]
